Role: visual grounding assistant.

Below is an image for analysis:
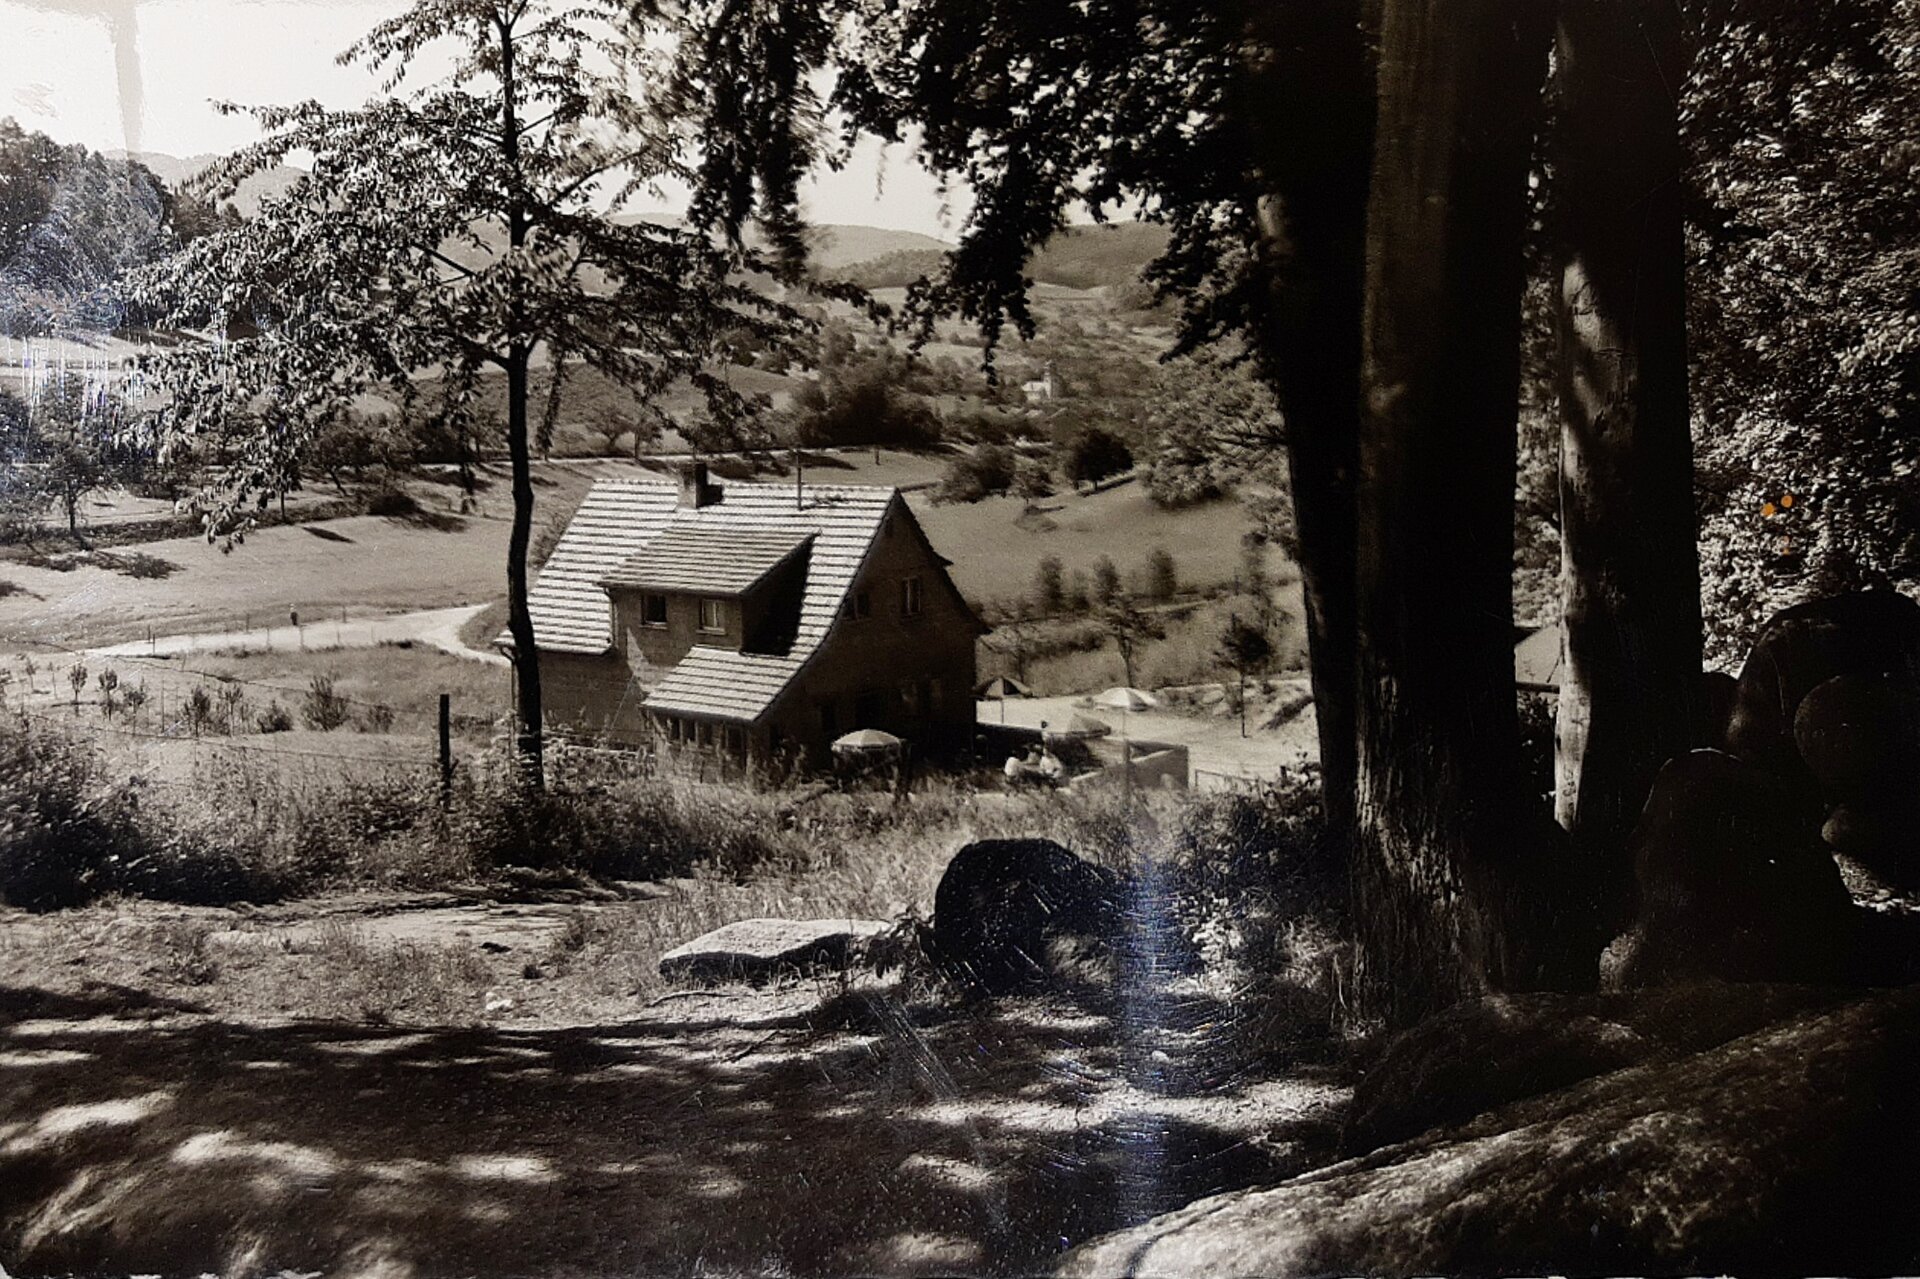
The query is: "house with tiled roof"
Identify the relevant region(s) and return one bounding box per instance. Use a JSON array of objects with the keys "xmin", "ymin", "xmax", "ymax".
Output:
[{"xmin": 501, "ymin": 462, "xmax": 982, "ymax": 770}]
